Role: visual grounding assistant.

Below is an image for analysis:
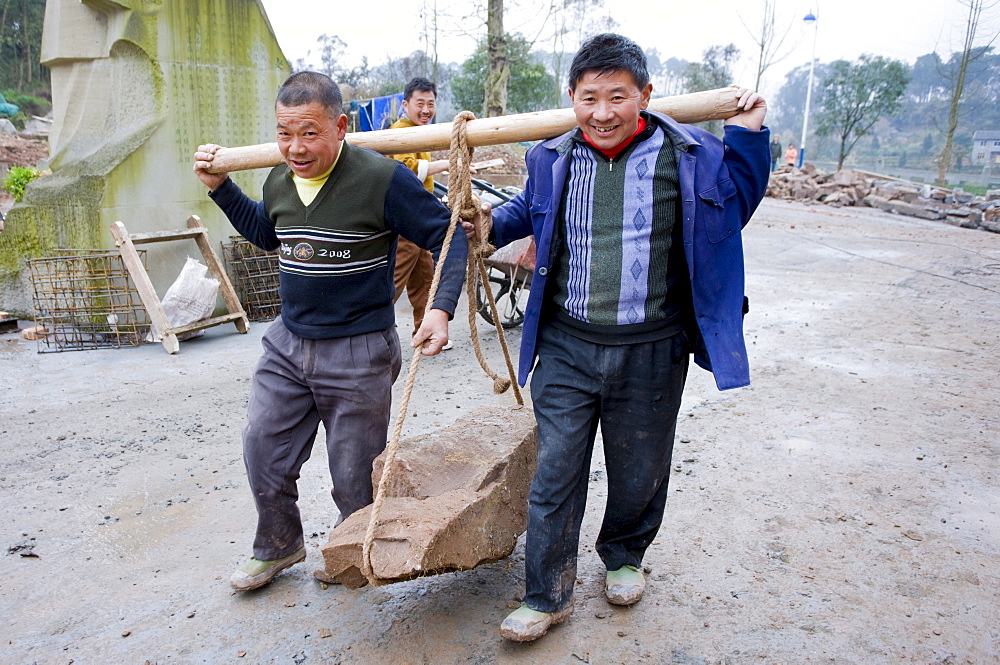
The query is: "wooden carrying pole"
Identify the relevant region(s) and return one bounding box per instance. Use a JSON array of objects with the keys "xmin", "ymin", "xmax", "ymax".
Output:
[{"xmin": 205, "ymin": 87, "xmax": 744, "ymax": 174}]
